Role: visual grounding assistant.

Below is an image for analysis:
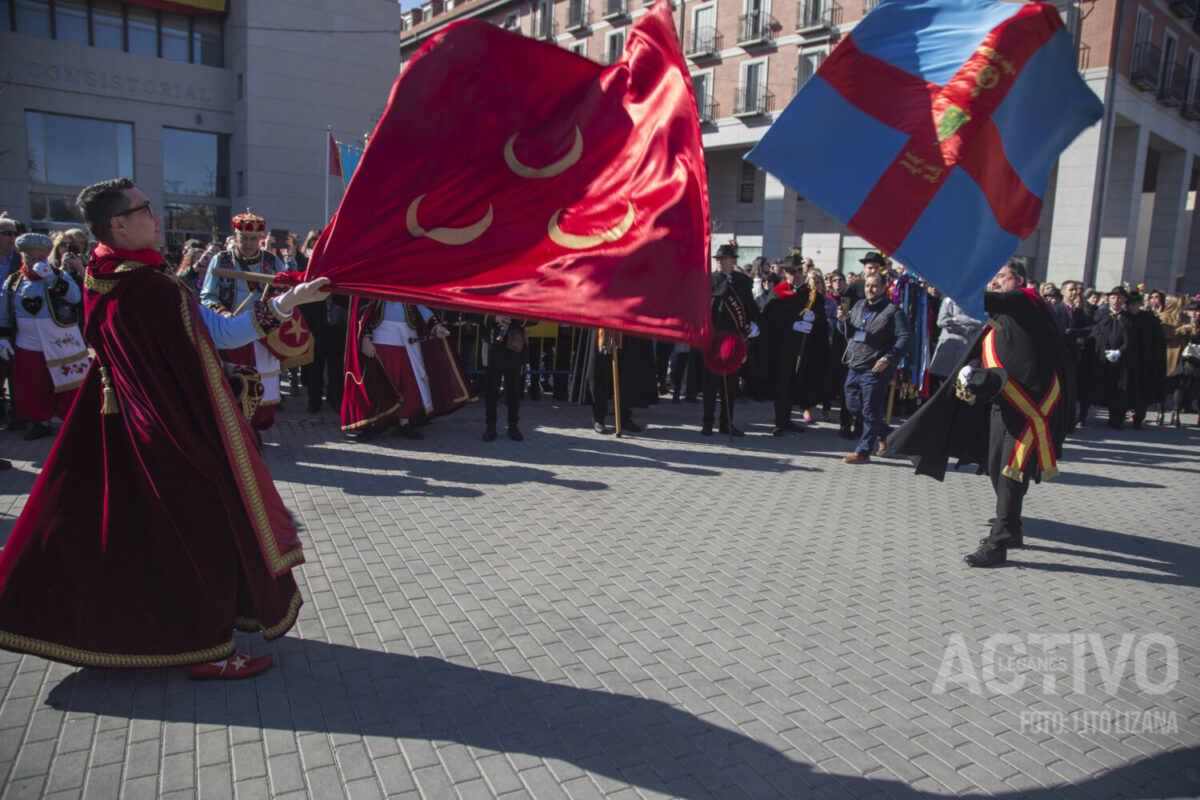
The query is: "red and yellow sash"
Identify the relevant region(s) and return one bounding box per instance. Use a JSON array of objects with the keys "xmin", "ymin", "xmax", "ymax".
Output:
[{"xmin": 982, "ymin": 328, "xmax": 1061, "ymax": 482}]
